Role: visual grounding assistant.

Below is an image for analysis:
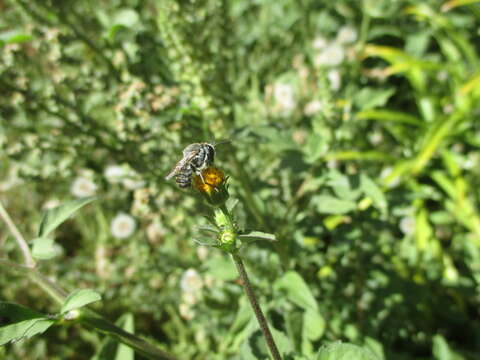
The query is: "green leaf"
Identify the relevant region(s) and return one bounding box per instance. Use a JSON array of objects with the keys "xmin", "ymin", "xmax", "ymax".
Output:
[
  {"xmin": 432, "ymin": 335, "xmax": 464, "ymax": 360},
  {"xmin": 115, "ymin": 314, "xmax": 134, "ymax": 360},
  {"xmin": 314, "ymin": 195, "xmax": 357, "ymax": 214},
  {"xmin": 238, "ymin": 231, "xmax": 277, "ymax": 244},
  {"xmin": 38, "ymin": 197, "xmax": 96, "ymax": 237},
  {"xmin": 274, "ymin": 271, "xmax": 318, "ymax": 311},
  {"xmin": 302, "ymin": 308, "xmax": 326, "ymax": 356},
  {"xmin": 240, "ymin": 328, "xmax": 293, "ymax": 360},
  {"xmin": 0, "ymin": 303, "xmax": 54, "ymax": 346},
  {"xmin": 364, "ymin": 337, "xmax": 385, "ymax": 360},
  {"xmin": 113, "ymin": 9, "xmax": 139, "ymax": 28},
  {"xmin": 303, "ymin": 309, "xmax": 325, "ymax": 341},
  {"xmin": 61, "ymin": 289, "xmax": 101, "ymax": 314},
  {"xmin": 326, "ymin": 171, "xmax": 361, "ymax": 201},
  {"xmin": 360, "ymin": 174, "xmax": 387, "ymax": 211},
  {"xmin": 0, "ymin": 31, "xmax": 32, "ymax": 45},
  {"xmin": 354, "ymin": 87, "xmax": 395, "ymax": 110},
  {"xmin": 31, "ymin": 237, "xmax": 57, "ymax": 260},
  {"xmin": 0, "ymin": 302, "xmax": 45, "ymax": 322},
  {"xmin": 315, "ymin": 342, "xmax": 380, "ymax": 360},
  {"xmin": 0, "ymin": 319, "xmax": 54, "ymax": 346},
  {"xmin": 271, "ymin": 327, "xmax": 294, "ymax": 356},
  {"xmin": 356, "ymin": 109, "xmax": 423, "ymax": 127},
  {"xmin": 91, "ymin": 313, "xmax": 135, "ymax": 360}
]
